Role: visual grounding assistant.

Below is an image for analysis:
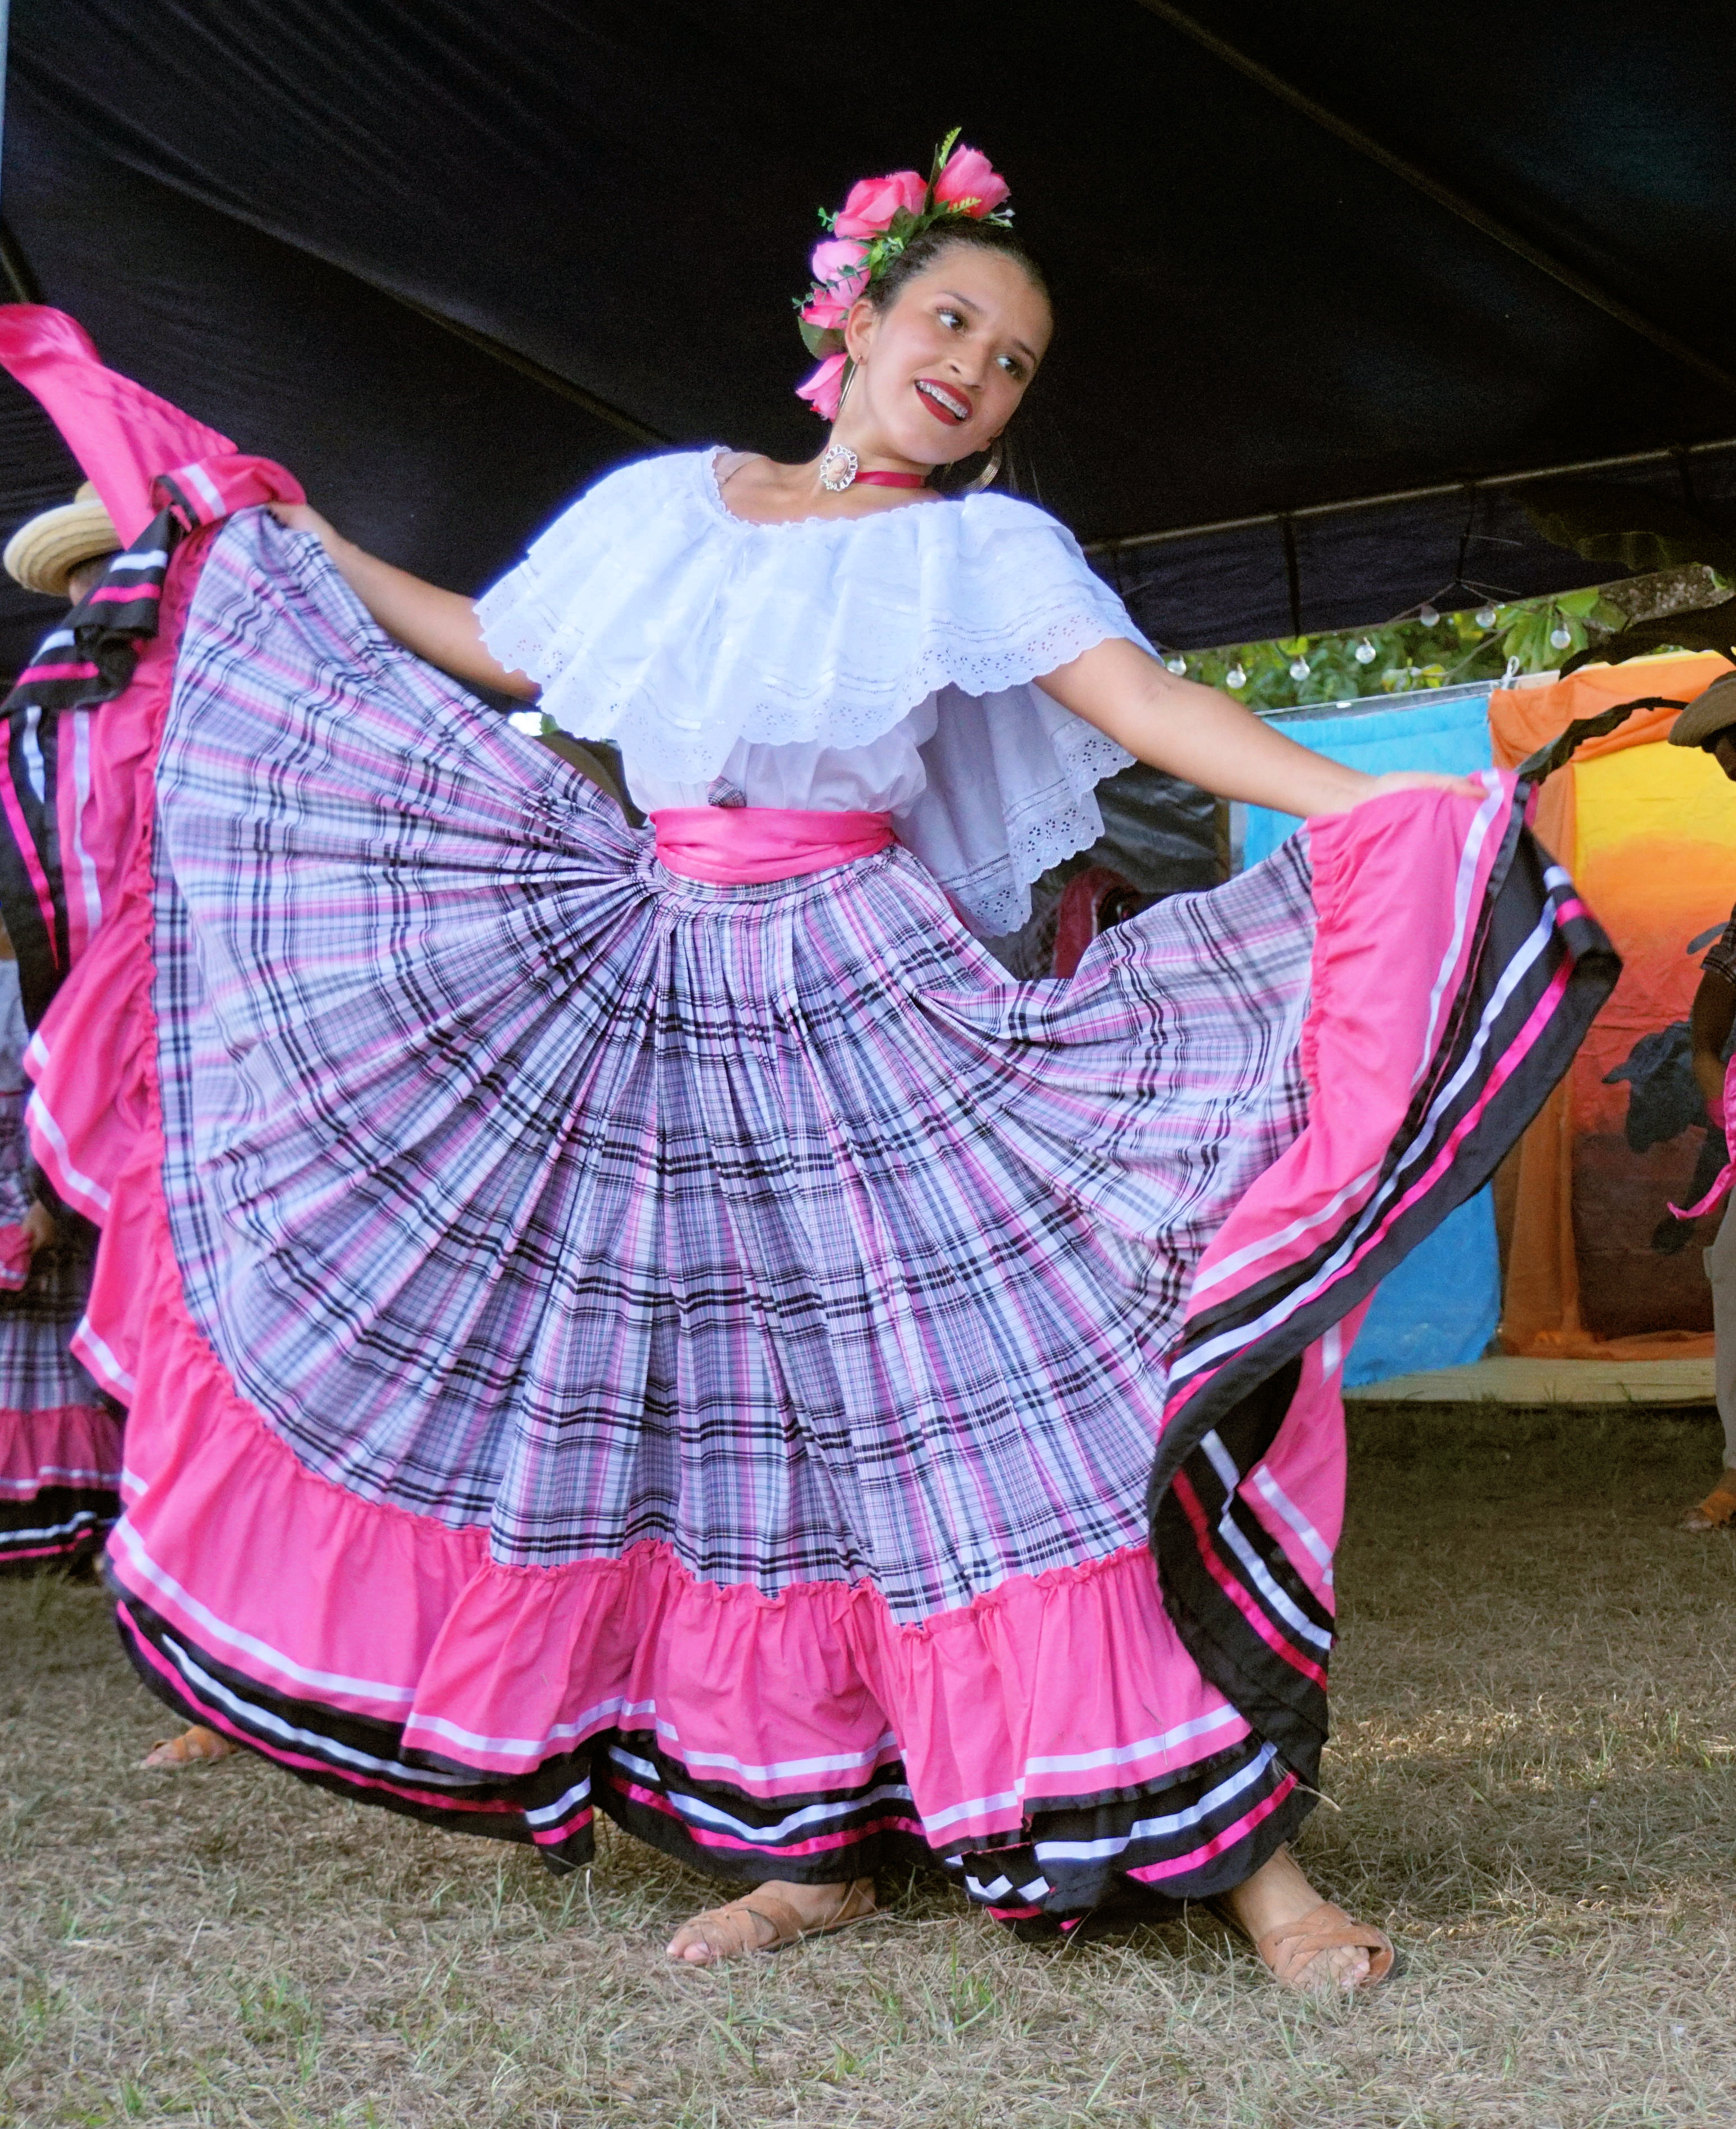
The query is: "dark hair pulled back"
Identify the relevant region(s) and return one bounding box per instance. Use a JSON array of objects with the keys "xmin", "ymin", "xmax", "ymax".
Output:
[{"xmin": 863, "ymin": 218, "xmax": 1049, "ymax": 315}]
